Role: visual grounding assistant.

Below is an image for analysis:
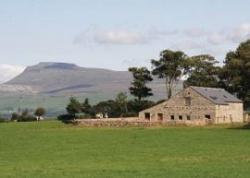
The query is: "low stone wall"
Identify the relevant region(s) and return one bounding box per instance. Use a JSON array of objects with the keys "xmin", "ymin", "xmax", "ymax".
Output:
[{"xmin": 74, "ymin": 117, "xmax": 210, "ymax": 127}]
